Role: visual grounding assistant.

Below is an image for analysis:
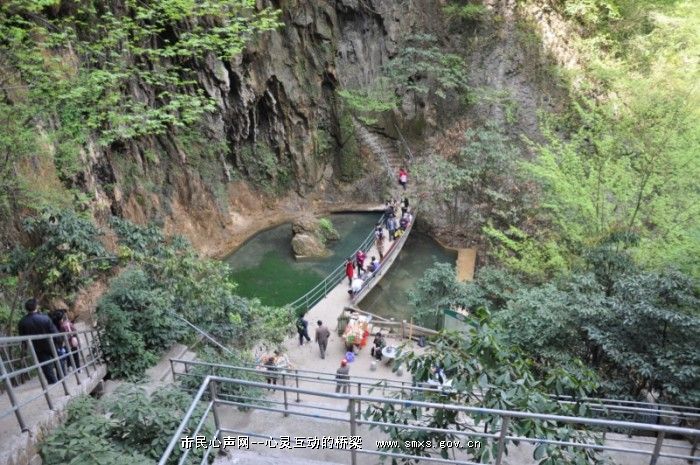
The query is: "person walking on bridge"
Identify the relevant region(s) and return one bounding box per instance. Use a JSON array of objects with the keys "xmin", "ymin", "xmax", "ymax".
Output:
[
  {"xmin": 345, "ymin": 257, "xmax": 355, "ymax": 285},
  {"xmin": 315, "ymin": 320, "xmax": 331, "ymax": 359}
]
